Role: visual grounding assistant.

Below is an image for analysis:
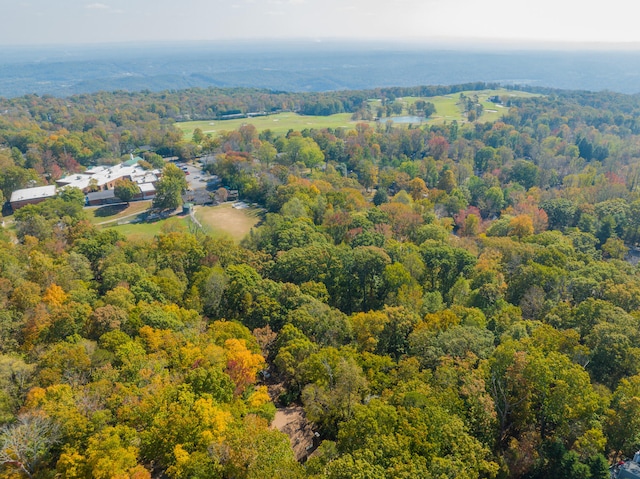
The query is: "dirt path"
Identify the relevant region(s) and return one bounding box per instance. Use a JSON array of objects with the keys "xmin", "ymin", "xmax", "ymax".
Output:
[{"xmin": 270, "ymin": 406, "xmax": 316, "ymax": 462}]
